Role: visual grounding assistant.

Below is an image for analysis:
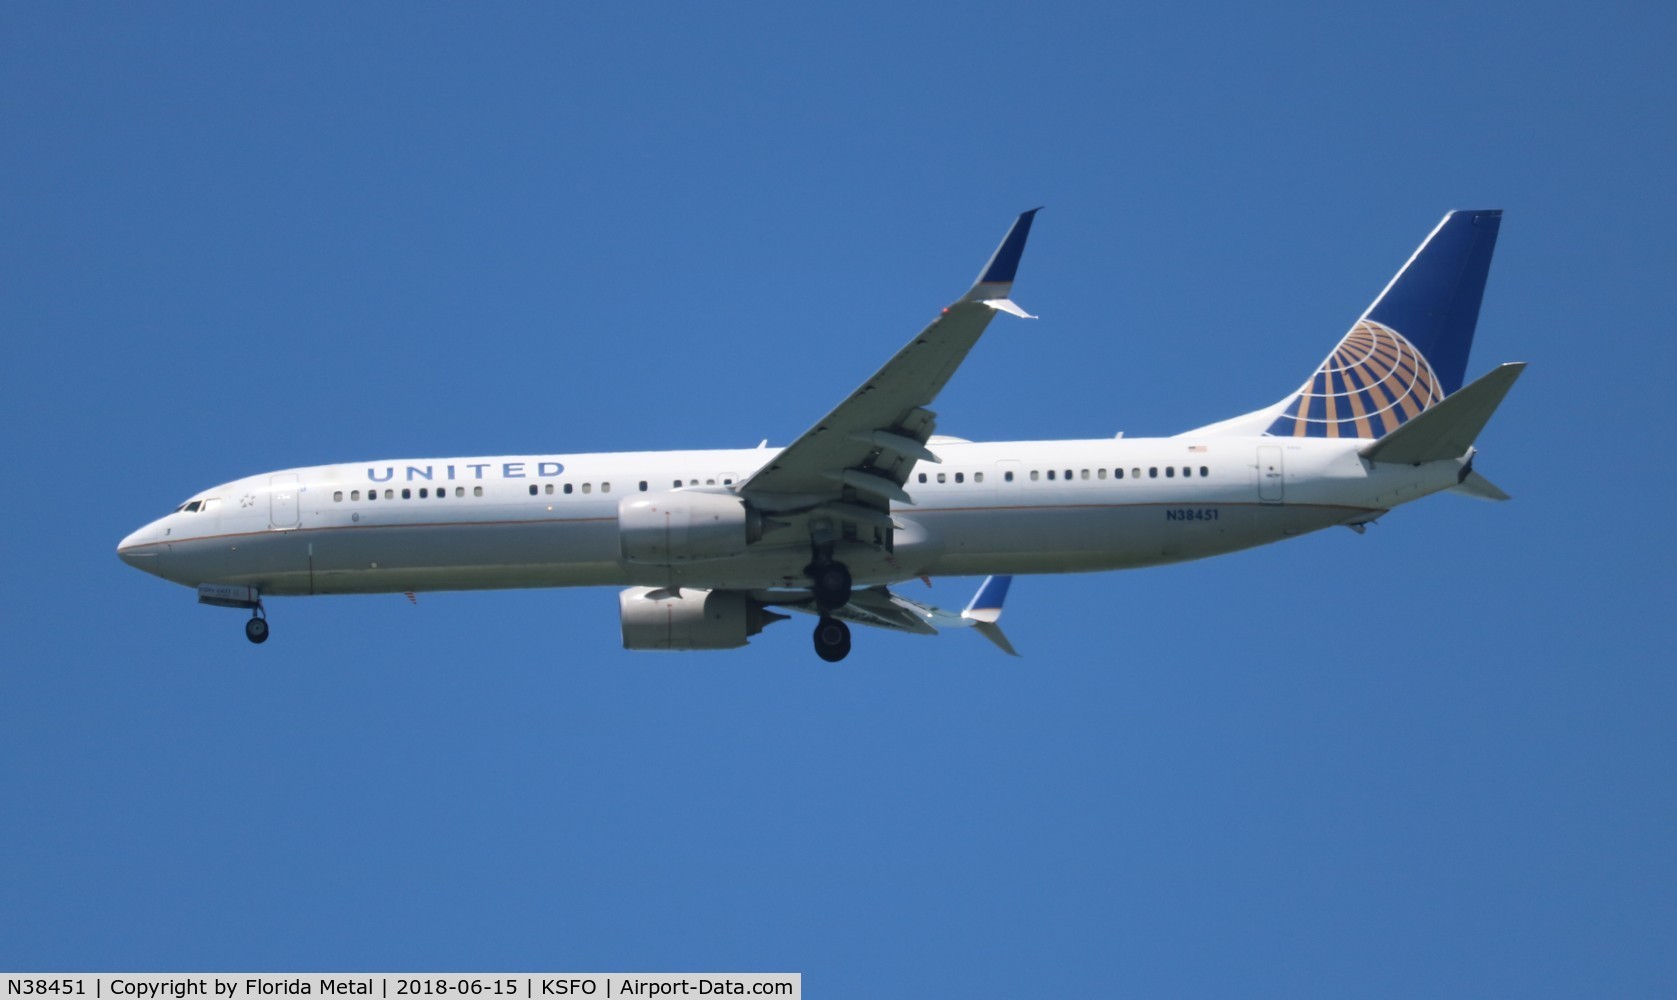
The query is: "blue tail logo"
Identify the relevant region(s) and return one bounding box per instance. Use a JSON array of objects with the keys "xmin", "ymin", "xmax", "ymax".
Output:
[{"xmin": 1267, "ymin": 210, "xmax": 1501, "ymax": 440}]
